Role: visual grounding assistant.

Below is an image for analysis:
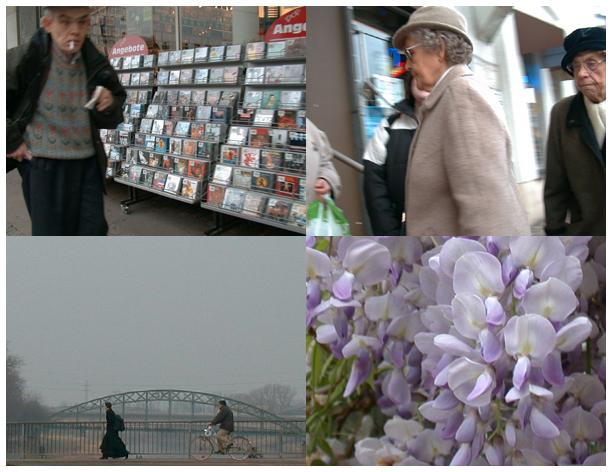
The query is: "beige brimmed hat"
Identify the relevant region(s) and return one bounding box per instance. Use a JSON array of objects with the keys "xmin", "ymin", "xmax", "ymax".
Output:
[{"xmin": 392, "ymin": 6, "xmax": 472, "ymax": 50}]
